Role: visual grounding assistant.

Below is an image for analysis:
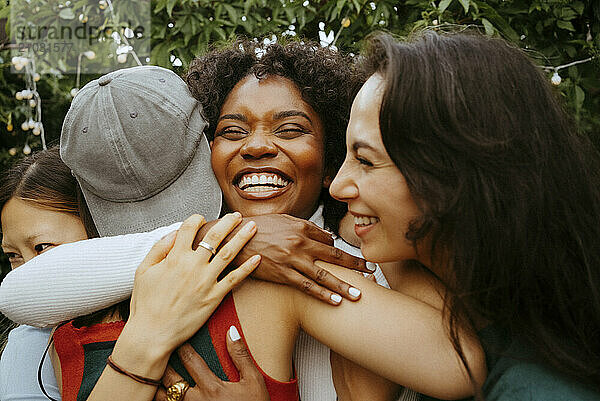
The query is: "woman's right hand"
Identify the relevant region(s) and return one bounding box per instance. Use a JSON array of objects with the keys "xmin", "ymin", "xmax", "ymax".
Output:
[{"xmin": 111, "ymin": 213, "xmax": 260, "ymax": 379}]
